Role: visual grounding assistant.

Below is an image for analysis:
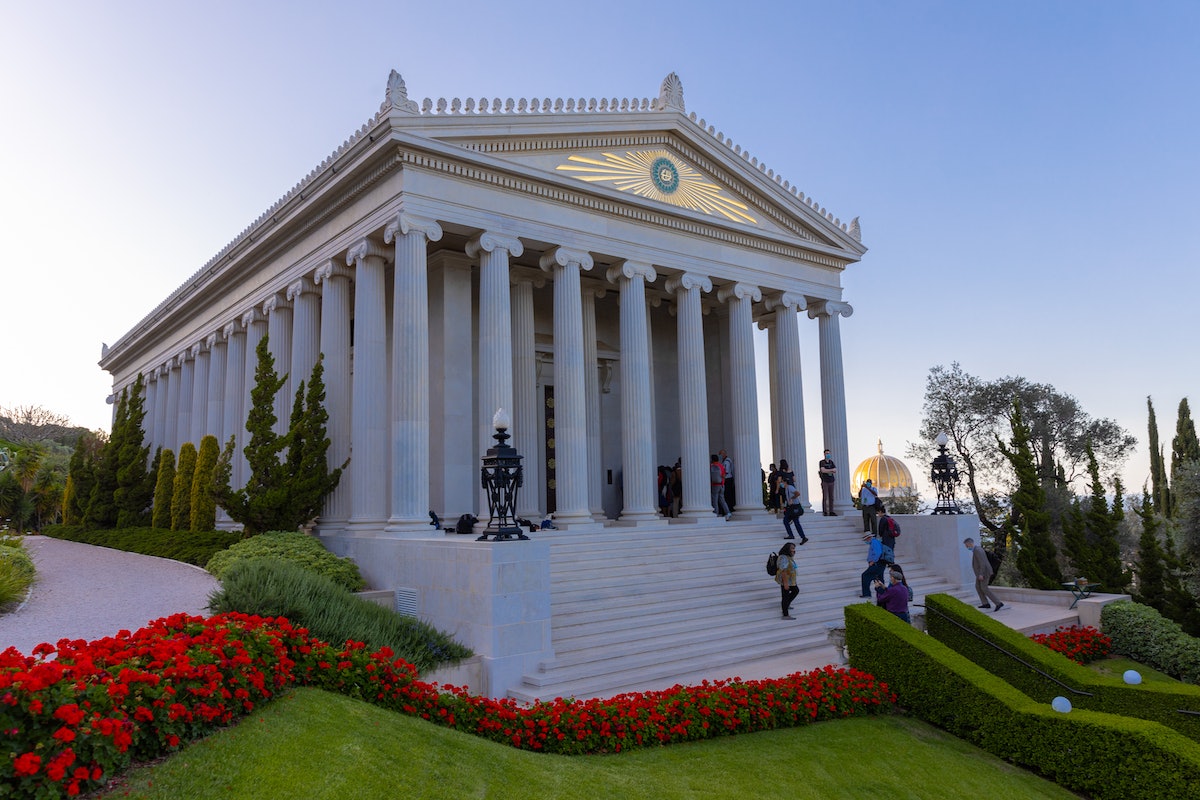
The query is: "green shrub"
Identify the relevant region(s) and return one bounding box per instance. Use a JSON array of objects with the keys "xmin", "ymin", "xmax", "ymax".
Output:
[
  {"xmin": 0, "ymin": 545, "xmax": 35, "ymax": 606},
  {"xmin": 151, "ymin": 448, "xmax": 175, "ymax": 530},
  {"xmin": 205, "ymin": 531, "xmax": 364, "ymax": 591},
  {"xmin": 171, "ymin": 443, "xmax": 197, "ymax": 531},
  {"xmin": 924, "ymin": 593, "xmax": 1200, "ymax": 741},
  {"xmin": 40, "ymin": 524, "xmax": 242, "ymax": 567},
  {"xmin": 190, "ymin": 436, "xmax": 220, "ymax": 532},
  {"xmin": 845, "ymin": 602, "xmax": 1200, "ymax": 800},
  {"xmin": 1103, "ymin": 600, "xmax": 1200, "ymax": 684},
  {"xmin": 208, "ymin": 558, "xmax": 470, "ymax": 673}
]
